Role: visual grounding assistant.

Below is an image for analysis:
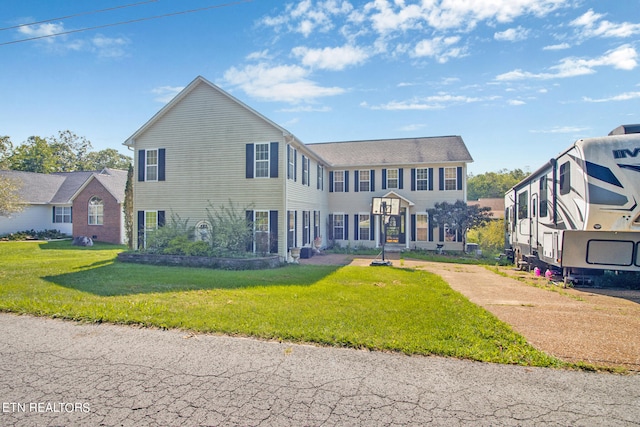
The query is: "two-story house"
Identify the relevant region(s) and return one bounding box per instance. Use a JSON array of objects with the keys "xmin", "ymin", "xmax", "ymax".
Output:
[{"xmin": 124, "ymin": 76, "xmax": 473, "ymax": 259}]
